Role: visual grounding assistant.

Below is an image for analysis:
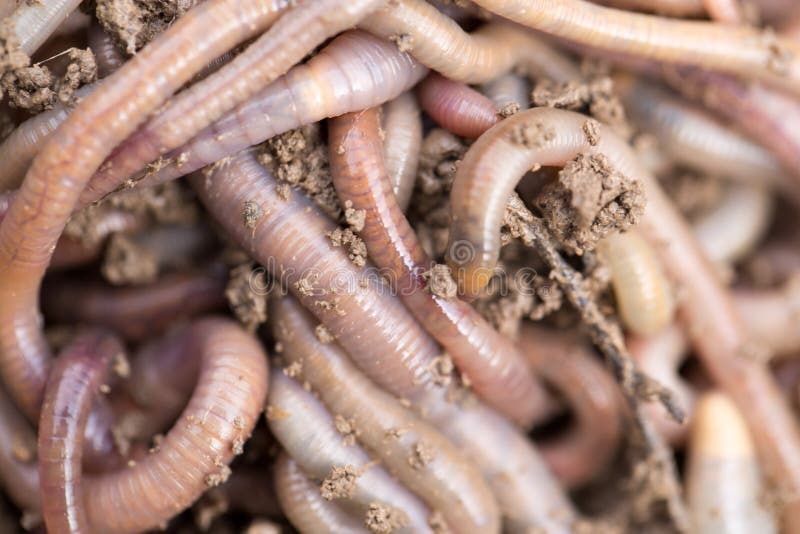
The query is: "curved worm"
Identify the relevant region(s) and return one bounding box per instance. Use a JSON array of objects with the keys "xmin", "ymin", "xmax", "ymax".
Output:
[
  {"xmin": 471, "ymin": 0, "xmax": 800, "ymax": 95},
  {"xmin": 192, "ymin": 154, "xmax": 575, "ymax": 531},
  {"xmin": 593, "ymin": 0, "xmax": 705, "ymax": 17},
  {"xmin": 518, "ymin": 324, "xmax": 623, "ymax": 488},
  {"xmin": 272, "ymin": 295, "xmax": 500, "ymax": 534},
  {"xmin": 11, "ymin": 0, "xmax": 82, "ymax": 56},
  {"xmin": 418, "ymin": 73, "xmax": 499, "ymax": 139},
  {"xmin": 0, "ymin": 0, "xmax": 283, "ymax": 421},
  {"xmin": 43, "ymin": 266, "xmax": 227, "ymax": 341},
  {"xmin": 329, "ymin": 107, "xmax": 552, "ymax": 426},
  {"xmin": 38, "ymin": 330, "xmax": 120, "ymax": 534},
  {"xmin": 482, "ymin": 73, "xmax": 530, "ymax": 110},
  {"xmin": 267, "ymin": 369, "xmax": 432, "ymax": 532},
  {"xmin": 86, "ymin": 30, "xmax": 428, "ymax": 201},
  {"xmin": 274, "ymin": 453, "xmax": 370, "ymax": 534},
  {"xmin": 735, "ymin": 278, "xmax": 800, "ymax": 358},
  {"xmin": 446, "ymin": 106, "xmax": 800, "ymax": 525},
  {"xmin": 78, "ymin": 0, "xmax": 378, "ymax": 206},
  {"xmin": 693, "ymin": 184, "xmax": 773, "ymax": 265},
  {"xmin": 687, "ymin": 392, "xmax": 777, "ymax": 533},
  {"xmin": 597, "ymin": 229, "xmax": 676, "ymax": 336},
  {"xmin": 88, "ymin": 21, "xmax": 126, "ymax": 79},
  {"xmin": 382, "ymin": 92, "xmax": 422, "ymax": 211}
]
